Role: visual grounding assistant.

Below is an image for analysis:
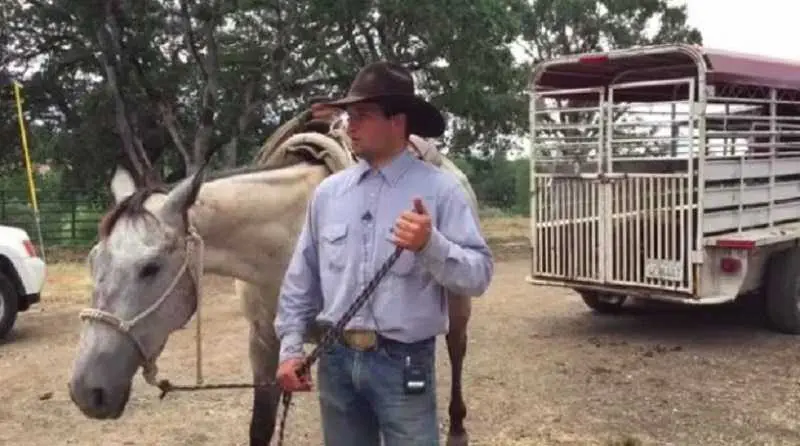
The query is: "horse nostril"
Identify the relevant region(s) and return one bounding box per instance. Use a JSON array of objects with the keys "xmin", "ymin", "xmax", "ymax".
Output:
[{"xmin": 91, "ymin": 388, "xmax": 105, "ymax": 409}]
